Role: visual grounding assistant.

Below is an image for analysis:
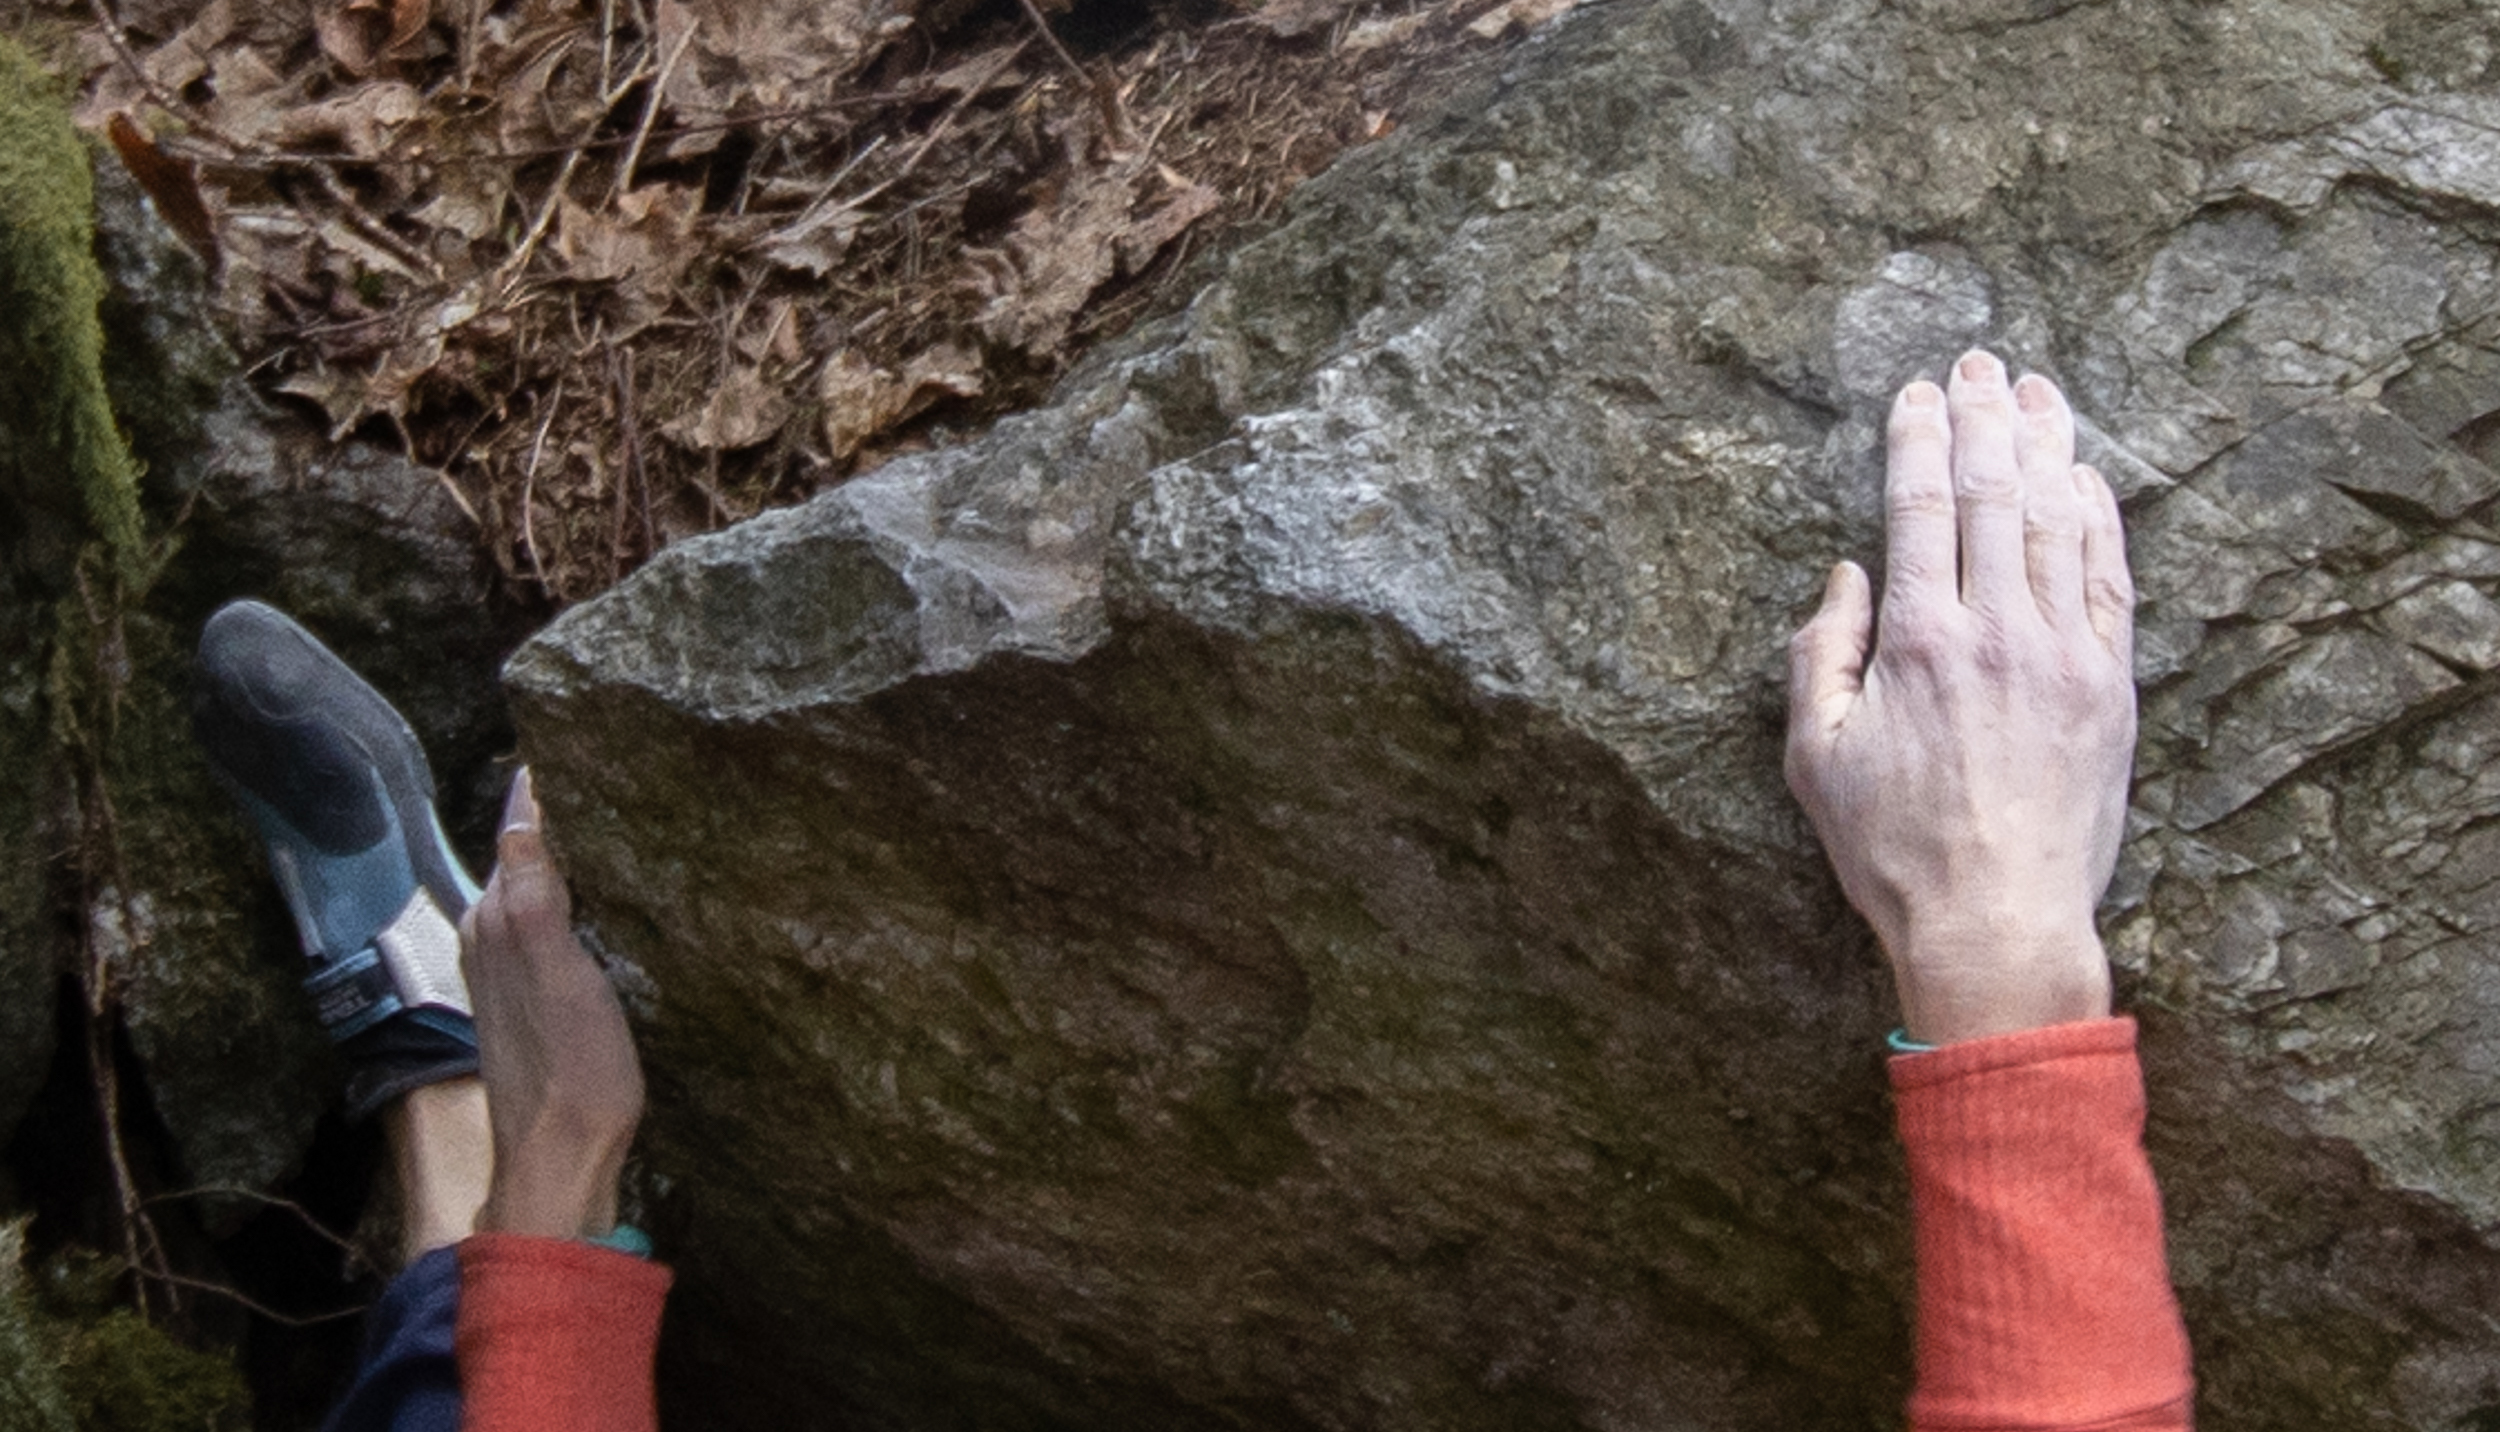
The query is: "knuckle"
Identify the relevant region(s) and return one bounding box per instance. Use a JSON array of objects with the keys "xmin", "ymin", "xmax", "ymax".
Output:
[
  {"xmin": 2024, "ymin": 502, "xmax": 2082, "ymax": 539},
  {"xmin": 1782, "ymin": 738, "xmax": 1814, "ymax": 792},
  {"xmin": 1889, "ymin": 403, "xmax": 1951, "ymax": 446},
  {"xmin": 1886, "ymin": 482, "xmax": 1955, "ymax": 522},
  {"xmin": 1880, "ymin": 608, "xmax": 1952, "ymax": 665},
  {"xmin": 1885, "ymin": 551, "xmax": 1951, "ymax": 592},
  {"xmin": 2087, "ymin": 572, "xmax": 2137, "ymax": 613},
  {"xmin": 1955, "ymin": 463, "xmax": 2021, "ymax": 505},
  {"xmin": 1967, "ymin": 629, "xmax": 2019, "ymax": 681}
]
